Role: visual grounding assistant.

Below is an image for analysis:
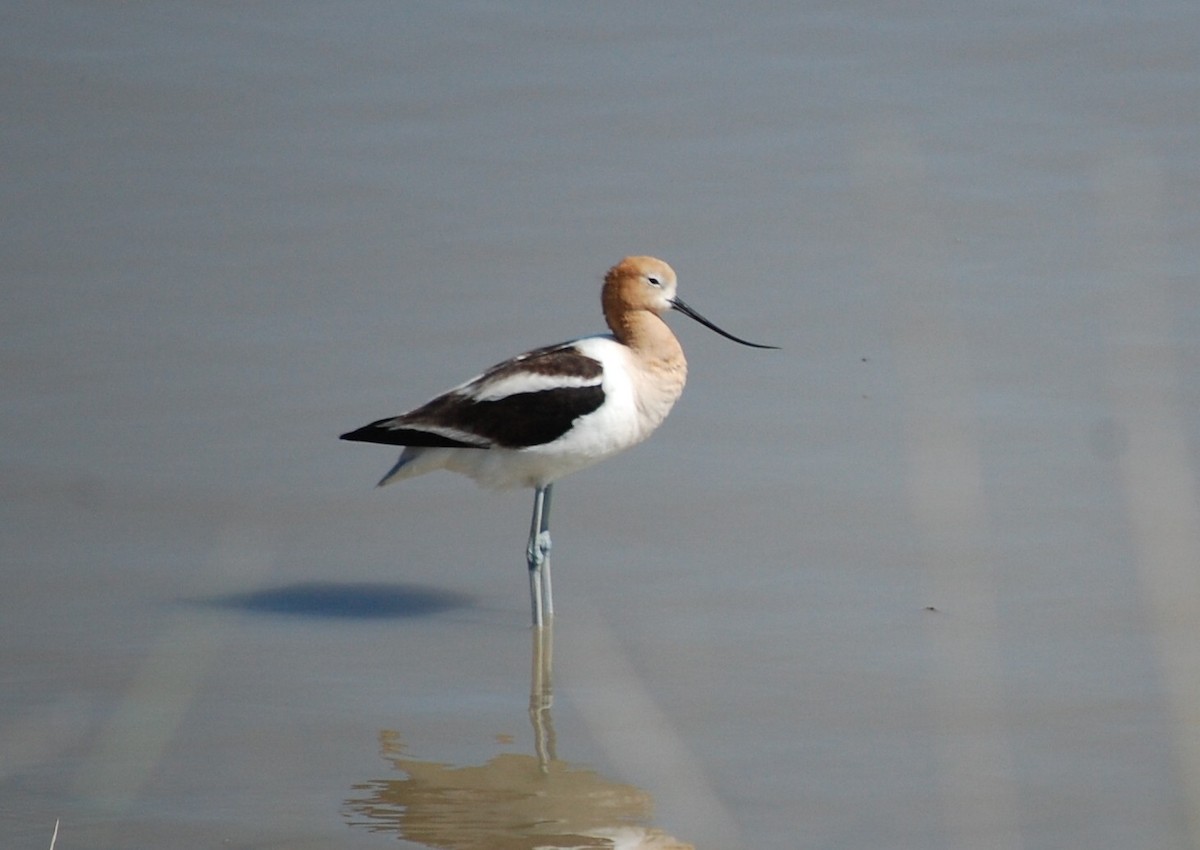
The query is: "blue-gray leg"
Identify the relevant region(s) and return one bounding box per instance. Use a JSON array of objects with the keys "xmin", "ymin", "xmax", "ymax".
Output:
[
  {"xmin": 526, "ymin": 484, "xmax": 554, "ymax": 627},
  {"xmin": 539, "ymin": 484, "xmax": 553, "ymax": 619}
]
